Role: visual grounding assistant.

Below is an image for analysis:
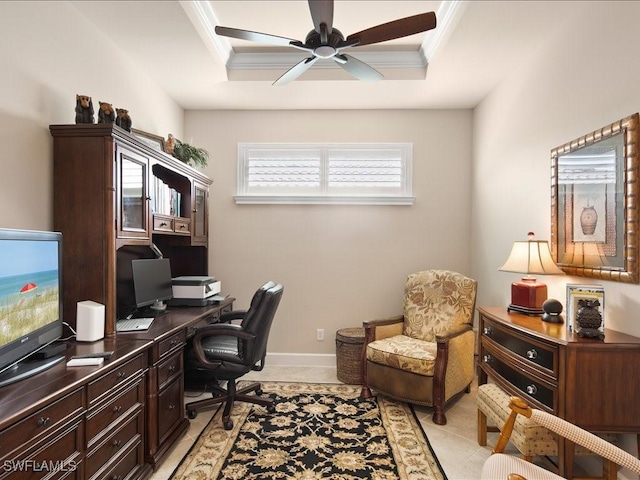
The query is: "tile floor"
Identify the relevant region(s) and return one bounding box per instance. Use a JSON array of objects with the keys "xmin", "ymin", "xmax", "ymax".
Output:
[{"xmin": 150, "ymin": 365, "xmax": 503, "ymax": 480}]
